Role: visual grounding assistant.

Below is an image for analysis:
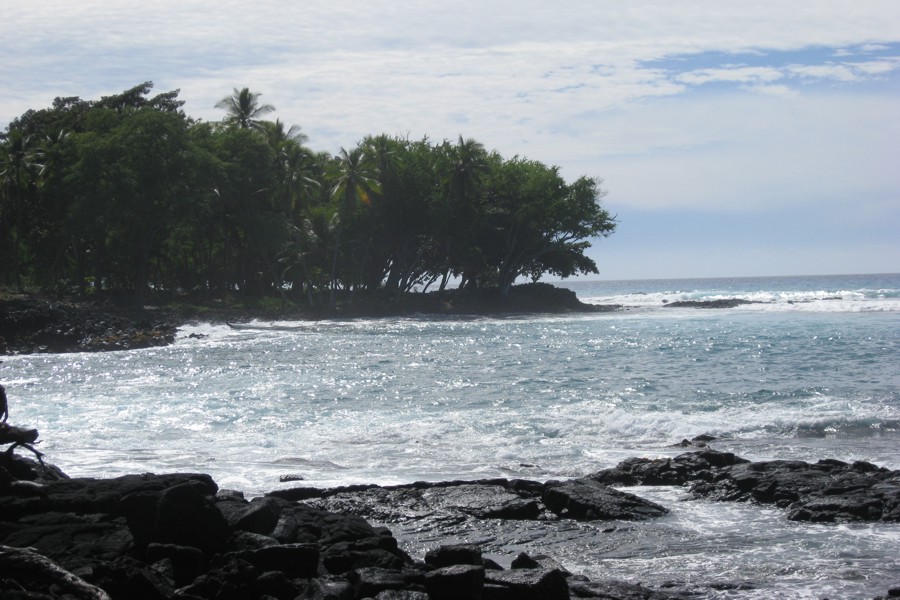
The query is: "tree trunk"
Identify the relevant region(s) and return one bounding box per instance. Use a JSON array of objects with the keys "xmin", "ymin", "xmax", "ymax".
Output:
[
  {"xmin": 0, "ymin": 423, "xmax": 39, "ymax": 446},
  {"xmin": 0, "ymin": 546, "xmax": 112, "ymax": 600}
]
